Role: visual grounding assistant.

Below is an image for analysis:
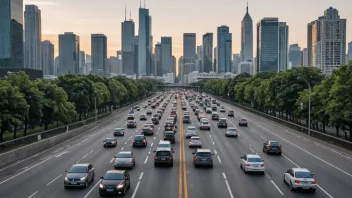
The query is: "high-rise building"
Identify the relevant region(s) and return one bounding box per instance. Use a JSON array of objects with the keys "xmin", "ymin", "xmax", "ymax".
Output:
[
  {"xmin": 54, "ymin": 56, "xmax": 59, "ymax": 75},
  {"xmin": 214, "ymin": 47, "xmax": 217, "ymax": 72},
  {"xmin": 121, "ymin": 16, "xmax": 135, "ymax": 76},
  {"xmin": 0, "ymin": 0, "xmax": 24, "ymax": 68},
  {"xmin": 202, "ymin": 33, "xmax": 213, "ymax": 73},
  {"xmin": 79, "ymin": 51, "xmax": 85, "ymax": 74},
  {"xmin": 256, "ymin": 18, "xmax": 279, "ymax": 73},
  {"xmin": 85, "ymin": 54, "xmax": 92, "ymax": 74},
  {"xmin": 172, "ymin": 56, "xmax": 176, "ymax": 74},
  {"xmin": 348, "ymin": 42, "xmax": 352, "ymax": 63},
  {"xmin": 238, "ymin": 61, "xmax": 254, "ymax": 75},
  {"xmin": 24, "ymin": 5, "xmax": 42, "ymax": 70},
  {"xmin": 41, "ymin": 40, "xmax": 54, "ymax": 75},
  {"xmin": 182, "ymin": 62, "xmax": 196, "ymax": 83},
  {"xmin": 196, "ymin": 45, "xmax": 203, "ymax": 72},
  {"xmin": 279, "ymin": 22, "xmax": 289, "ymax": 71},
  {"xmin": 58, "ymin": 32, "xmax": 80, "ymax": 75},
  {"xmin": 183, "ymin": 33, "xmax": 196, "ymax": 61},
  {"xmin": 154, "ymin": 42, "xmax": 162, "ymax": 76},
  {"xmin": 241, "ymin": 3, "xmax": 253, "ymax": 62},
  {"xmin": 161, "ymin": 37, "xmax": 172, "ymax": 74},
  {"xmin": 302, "ymin": 48, "xmax": 308, "ymax": 66},
  {"xmin": 91, "ymin": 34, "xmax": 107, "ymax": 77},
  {"xmin": 109, "ymin": 56, "xmax": 120, "ymax": 74},
  {"xmin": 217, "ymin": 25, "xmax": 232, "ymax": 73},
  {"xmin": 133, "ymin": 36, "xmax": 139, "ymax": 75},
  {"xmin": 307, "ymin": 7, "xmax": 346, "ymax": 75},
  {"xmin": 233, "ymin": 54, "xmax": 241, "ymax": 73},
  {"xmin": 178, "ymin": 56, "xmax": 183, "ymax": 81},
  {"xmin": 138, "ymin": 6, "xmax": 152, "ymax": 75},
  {"xmin": 289, "ymin": 44, "xmax": 301, "ymax": 68}
]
